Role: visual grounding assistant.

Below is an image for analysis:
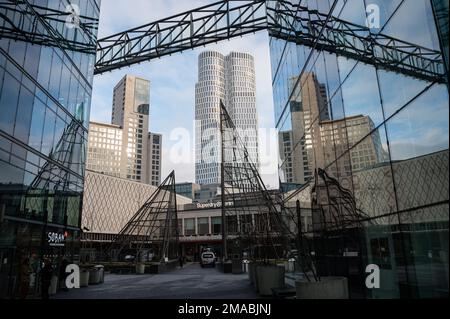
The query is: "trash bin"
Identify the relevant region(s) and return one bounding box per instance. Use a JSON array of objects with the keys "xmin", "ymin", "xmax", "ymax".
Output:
[
  {"xmin": 49, "ymin": 275, "xmax": 58, "ymax": 295},
  {"xmin": 149, "ymin": 264, "xmax": 159, "ymax": 274},
  {"xmin": 242, "ymin": 260, "xmax": 250, "ymax": 273},
  {"xmin": 95, "ymin": 265, "xmax": 105, "ymax": 283},
  {"xmin": 223, "ymin": 261, "xmax": 232, "ymax": 273},
  {"xmin": 136, "ymin": 263, "xmax": 145, "ymax": 274},
  {"xmin": 80, "ymin": 269, "xmax": 90, "ymax": 287},
  {"xmin": 89, "ymin": 267, "xmax": 100, "ymax": 285},
  {"xmin": 232, "ymin": 255, "xmax": 243, "ymax": 274},
  {"xmin": 287, "ymin": 258, "xmax": 296, "ymax": 273}
]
